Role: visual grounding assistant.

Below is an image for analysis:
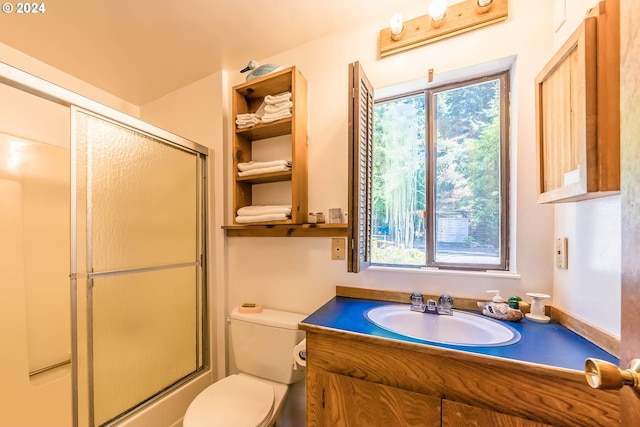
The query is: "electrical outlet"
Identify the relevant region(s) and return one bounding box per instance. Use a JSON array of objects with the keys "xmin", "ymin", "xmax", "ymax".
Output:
[
  {"xmin": 555, "ymin": 237, "xmax": 568, "ymax": 269},
  {"xmin": 331, "ymin": 238, "xmax": 345, "ymax": 260}
]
